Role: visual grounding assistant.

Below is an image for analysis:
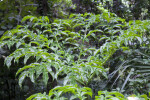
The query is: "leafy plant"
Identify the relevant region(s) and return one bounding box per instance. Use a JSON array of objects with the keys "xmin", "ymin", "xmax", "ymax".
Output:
[
  {"xmin": 107, "ymin": 20, "xmax": 150, "ymax": 94},
  {"xmin": 0, "ymin": 10, "xmax": 149, "ymax": 99},
  {"xmin": 95, "ymin": 91, "xmax": 125, "ymax": 100},
  {"xmin": 27, "ymin": 85, "xmax": 92, "ymax": 100}
]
